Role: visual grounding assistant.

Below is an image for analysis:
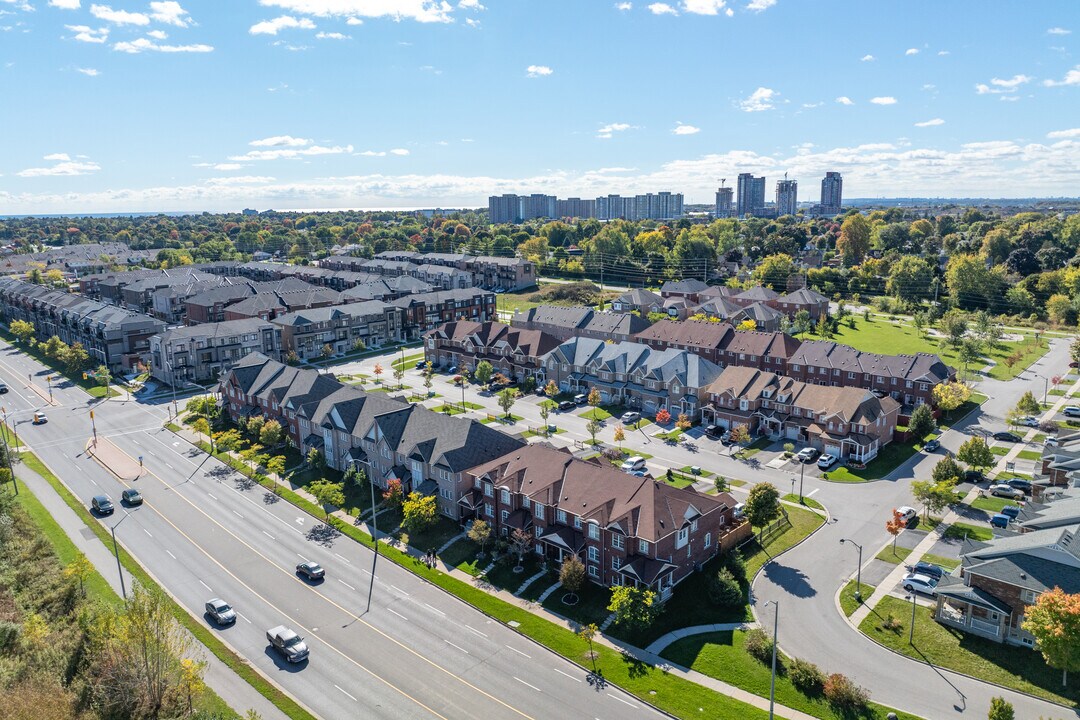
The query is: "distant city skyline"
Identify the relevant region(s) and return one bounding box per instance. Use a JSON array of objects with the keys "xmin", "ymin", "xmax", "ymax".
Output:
[{"xmin": 0, "ymin": 1, "xmax": 1077, "ymax": 214}]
